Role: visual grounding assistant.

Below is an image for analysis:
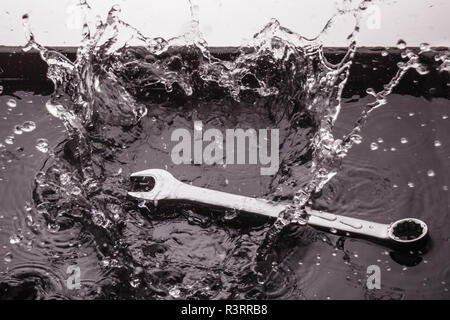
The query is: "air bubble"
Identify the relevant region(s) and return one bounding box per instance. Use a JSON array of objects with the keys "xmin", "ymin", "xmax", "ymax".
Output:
[
  {"xmin": 427, "ymin": 170, "xmax": 435, "ymax": 177},
  {"xmin": 381, "ymin": 50, "xmax": 389, "ymax": 57},
  {"xmin": 377, "ymin": 138, "xmax": 384, "ymax": 143},
  {"xmin": 400, "ymin": 137, "xmax": 408, "ymax": 144},
  {"xmin": 408, "ymin": 182, "xmax": 415, "ymax": 188},
  {"xmin": 434, "ymin": 140, "xmax": 442, "ymax": 147}
]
